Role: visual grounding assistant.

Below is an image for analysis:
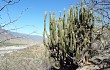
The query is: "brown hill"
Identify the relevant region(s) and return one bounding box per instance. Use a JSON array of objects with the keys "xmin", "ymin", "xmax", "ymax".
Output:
[{"xmin": 0, "ymin": 28, "xmax": 43, "ymax": 46}]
